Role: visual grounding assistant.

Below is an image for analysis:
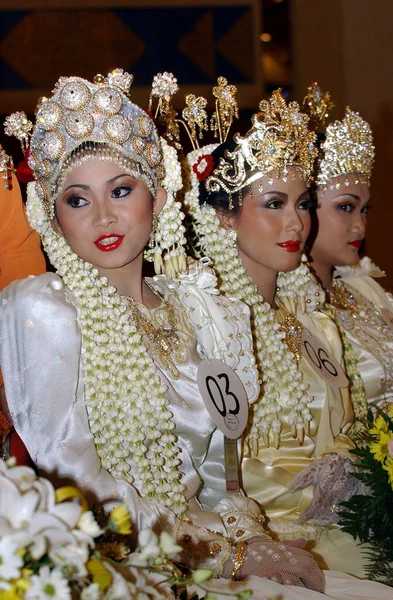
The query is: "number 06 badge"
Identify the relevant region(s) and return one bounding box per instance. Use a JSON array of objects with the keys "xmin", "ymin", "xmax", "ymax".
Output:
[
  {"xmin": 197, "ymin": 359, "xmax": 249, "ymax": 439},
  {"xmin": 302, "ymin": 328, "xmax": 348, "ymax": 388}
]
